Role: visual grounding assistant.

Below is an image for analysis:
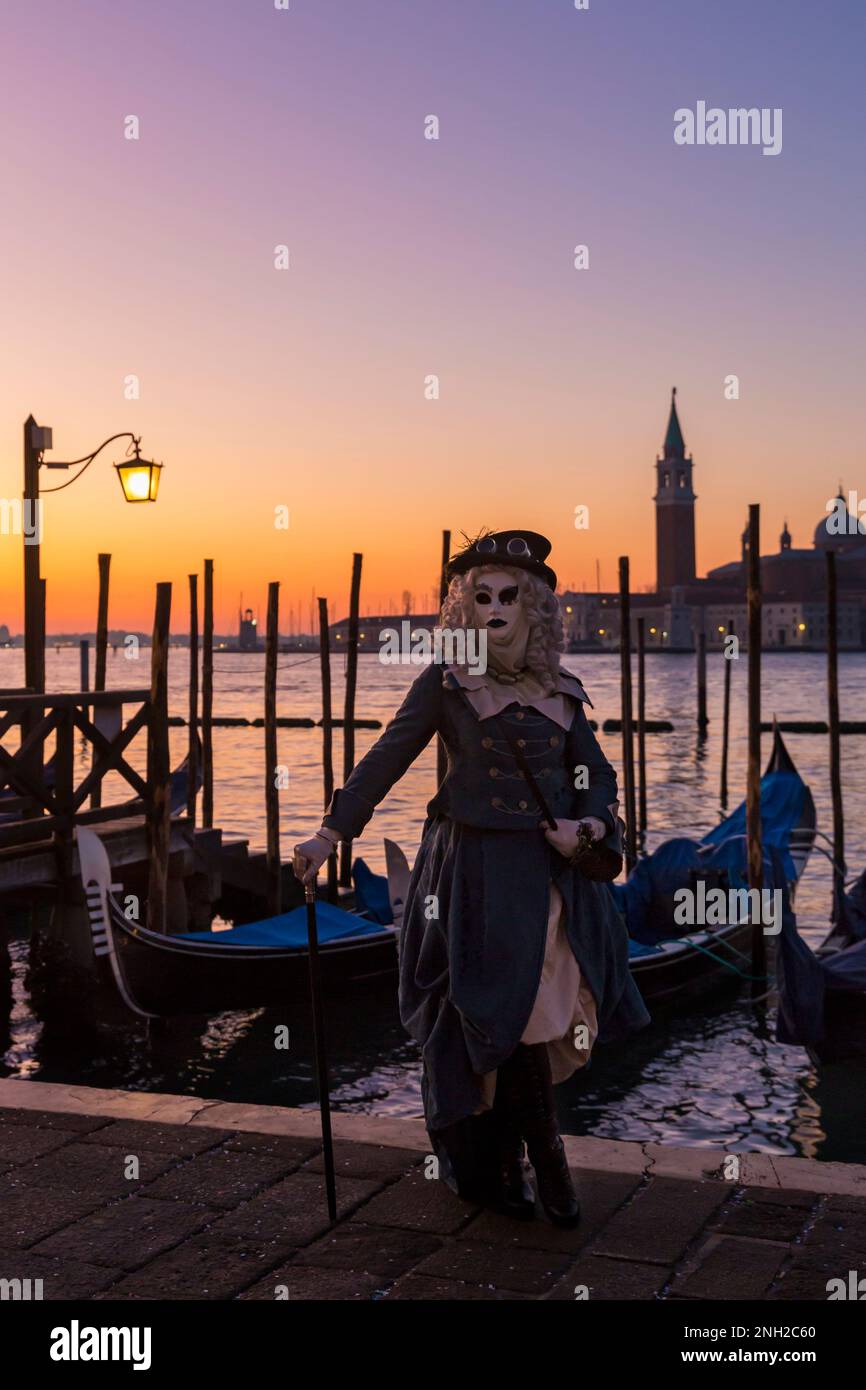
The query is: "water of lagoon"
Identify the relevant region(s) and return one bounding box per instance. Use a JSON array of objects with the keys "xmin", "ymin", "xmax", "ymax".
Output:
[{"xmin": 1, "ymin": 648, "xmax": 864, "ymax": 1161}]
